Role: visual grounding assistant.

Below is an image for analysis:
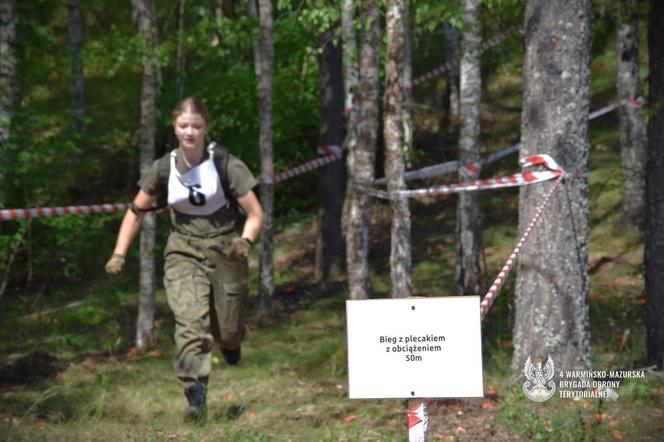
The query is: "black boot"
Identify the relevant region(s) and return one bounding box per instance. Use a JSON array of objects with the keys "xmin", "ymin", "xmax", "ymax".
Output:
[
  {"xmin": 221, "ymin": 346, "xmax": 241, "ymax": 366},
  {"xmin": 184, "ymin": 382, "xmax": 207, "ymax": 423}
]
